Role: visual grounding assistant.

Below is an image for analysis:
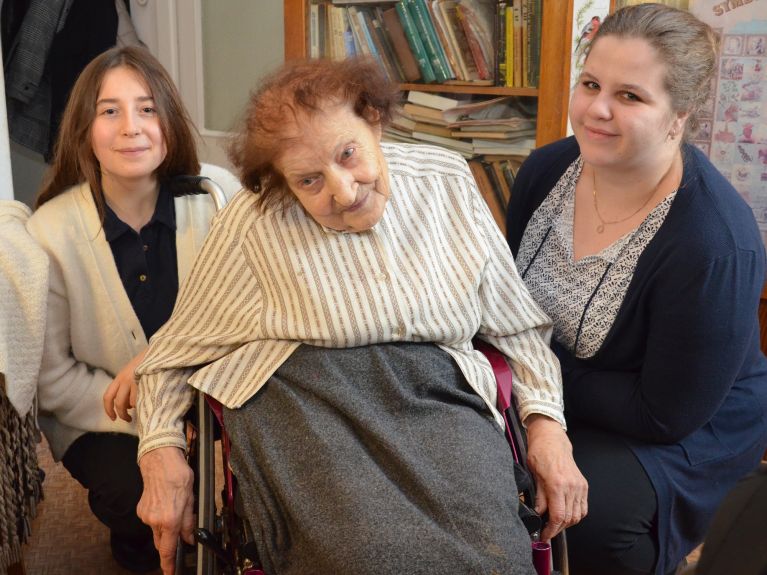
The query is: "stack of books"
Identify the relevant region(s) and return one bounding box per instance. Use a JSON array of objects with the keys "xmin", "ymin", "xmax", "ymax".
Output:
[
  {"xmin": 384, "ymin": 90, "xmax": 536, "ymax": 158},
  {"xmin": 383, "ymin": 90, "xmax": 533, "ymax": 231},
  {"xmin": 309, "ymin": 0, "xmax": 542, "ymax": 87}
]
